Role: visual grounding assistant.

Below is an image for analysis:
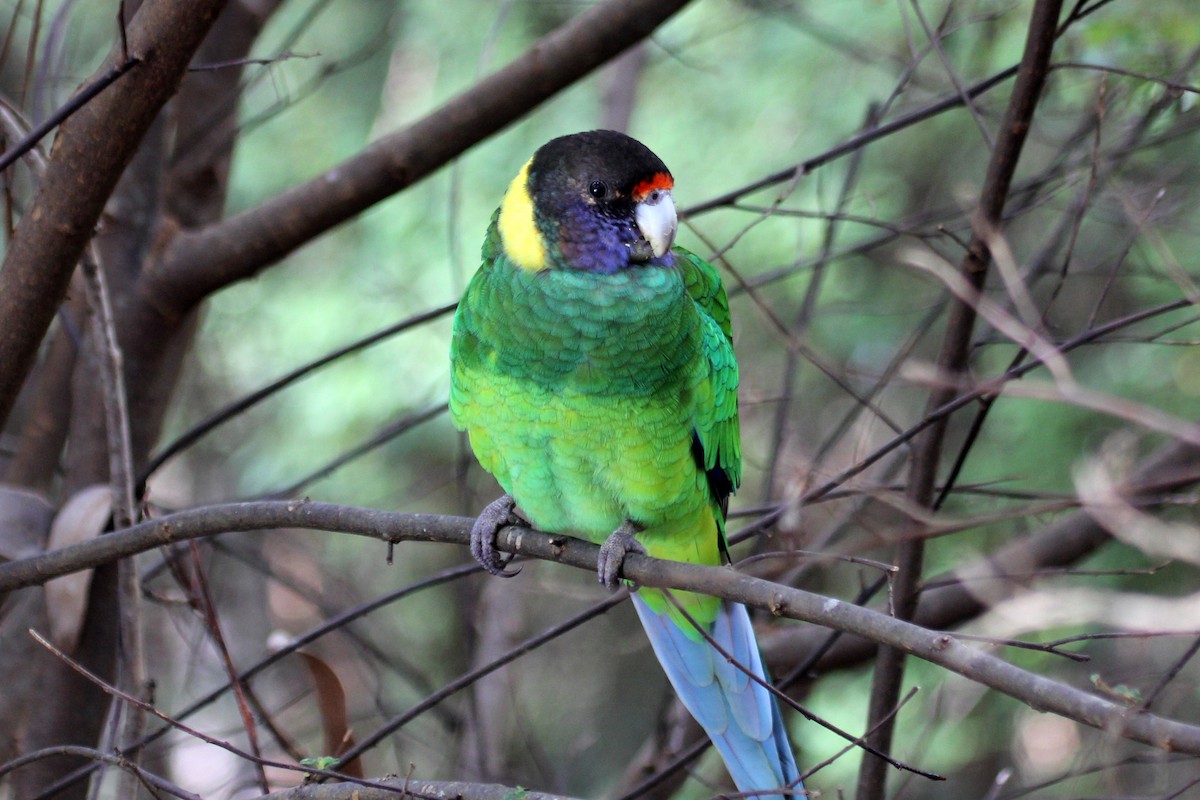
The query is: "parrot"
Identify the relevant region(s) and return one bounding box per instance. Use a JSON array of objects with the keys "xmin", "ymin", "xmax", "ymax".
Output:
[{"xmin": 449, "ymin": 130, "xmax": 802, "ymax": 798}]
